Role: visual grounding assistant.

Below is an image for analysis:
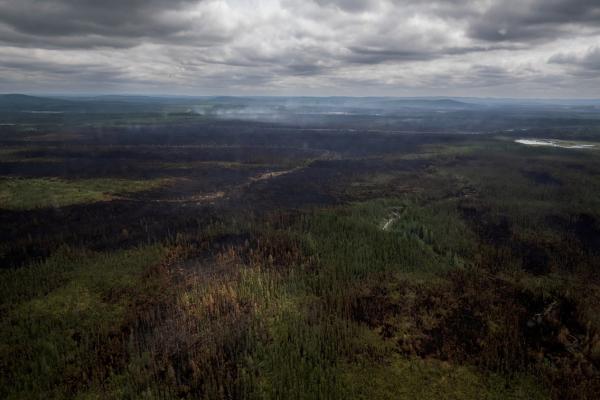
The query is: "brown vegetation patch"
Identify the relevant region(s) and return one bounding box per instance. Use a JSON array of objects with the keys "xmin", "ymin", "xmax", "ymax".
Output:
[{"xmin": 350, "ymin": 271, "xmax": 600, "ymax": 399}]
